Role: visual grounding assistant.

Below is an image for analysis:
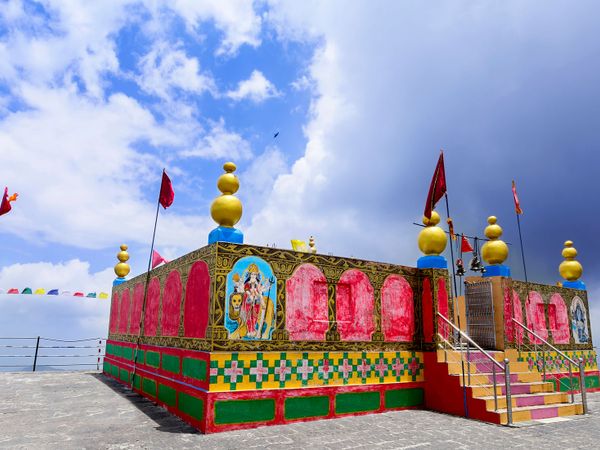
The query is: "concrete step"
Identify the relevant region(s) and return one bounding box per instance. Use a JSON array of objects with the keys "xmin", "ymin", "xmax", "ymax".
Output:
[
  {"xmin": 470, "ymin": 381, "xmax": 555, "ymax": 397},
  {"xmin": 477, "ymin": 391, "xmax": 571, "ymax": 410},
  {"xmin": 497, "ymin": 401, "xmax": 584, "ymax": 423}
]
